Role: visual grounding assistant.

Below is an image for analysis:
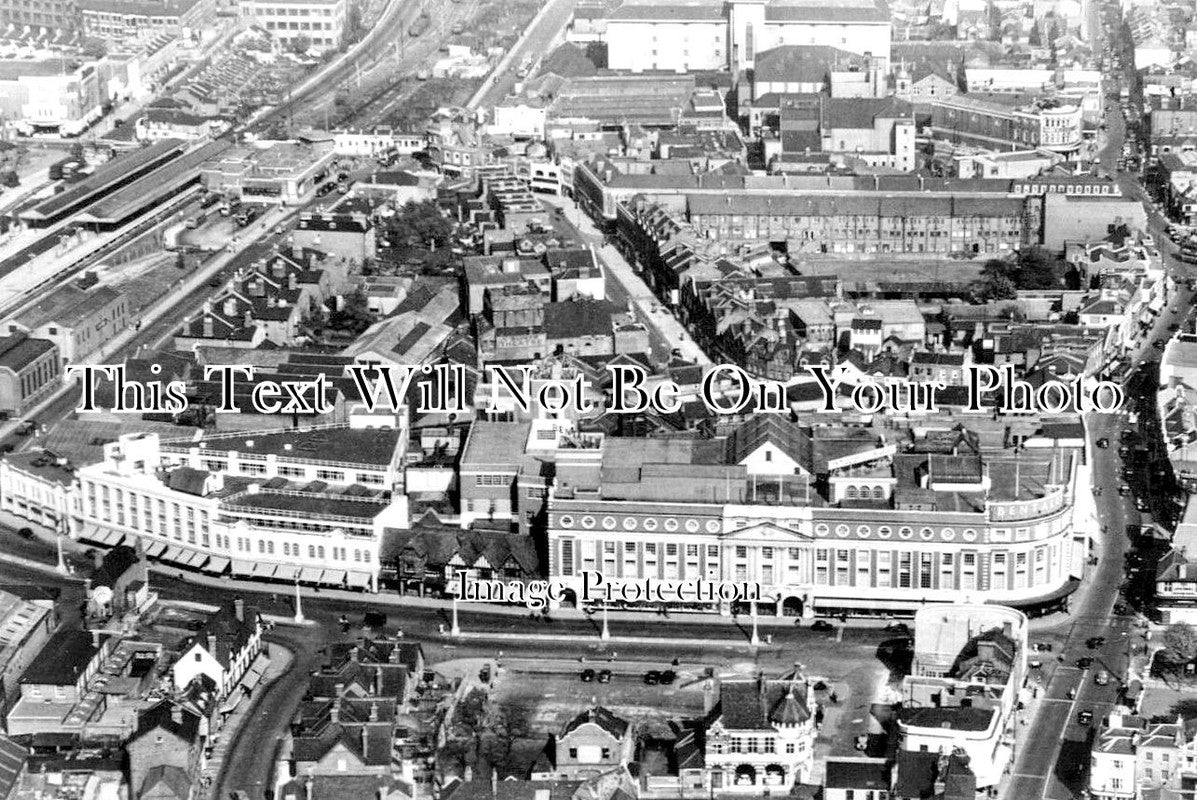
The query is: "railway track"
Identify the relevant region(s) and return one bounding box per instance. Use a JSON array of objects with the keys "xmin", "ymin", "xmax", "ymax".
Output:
[{"xmin": 0, "ymin": 186, "xmax": 199, "ymax": 323}]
